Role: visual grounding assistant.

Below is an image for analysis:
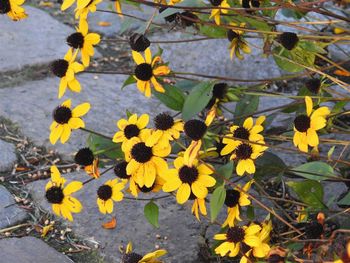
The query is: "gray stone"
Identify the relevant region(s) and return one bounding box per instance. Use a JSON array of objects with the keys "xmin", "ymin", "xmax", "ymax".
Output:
[
  {"xmin": 0, "ymin": 6, "xmax": 74, "ymax": 72},
  {"xmin": 0, "ymin": 185, "xmax": 27, "ymax": 229},
  {"xmin": 0, "ymin": 140, "xmax": 16, "ymax": 172},
  {"xmin": 27, "ymin": 171, "xmax": 201, "ymax": 262},
  {"xmin": 156, "ymin": 32, "xmax": 282, "ymax": 81},
  {"xmin": 0, "ymin": 74, "xmax": 167, "ymax": 158},
  {"xmin": 0, "ymin": 236, "xmax": 73, "ymax": 263},
  {"xmin": 87, "ymin": 2, "xmax": 154, "ymax": 36}
]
